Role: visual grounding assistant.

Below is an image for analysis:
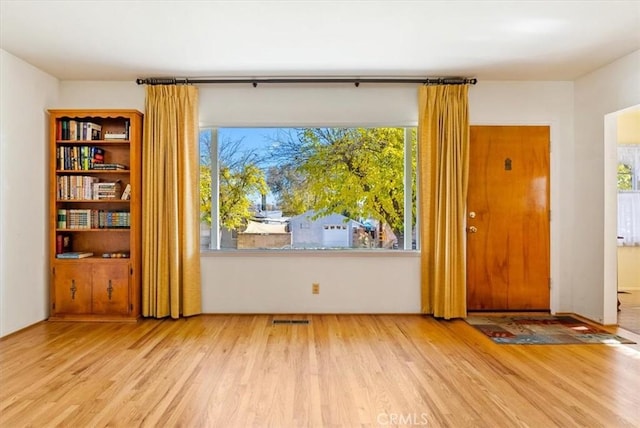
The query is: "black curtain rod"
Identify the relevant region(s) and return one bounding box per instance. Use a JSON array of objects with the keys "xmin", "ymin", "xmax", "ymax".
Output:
[{"xmin": 135, "ymin": 77, "xmax": 477, "ymax": 87}]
